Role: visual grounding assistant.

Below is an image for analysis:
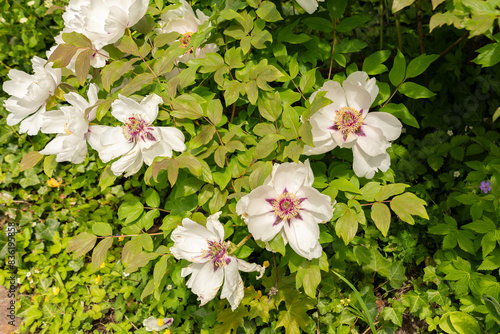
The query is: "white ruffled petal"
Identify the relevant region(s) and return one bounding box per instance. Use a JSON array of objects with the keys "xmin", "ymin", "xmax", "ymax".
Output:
[
  {"xmin": 170, "ymin": 218, "xmax": 216, "ymax": 262},
  {"xmin": 272, "ymin": 162, "xmax": 308, "ymax": 194},
  {"xmin": 296, "ymin": 186, "xmax": 334, "ymax": 223},
  {"xmin": 355, "ymin": 125, "xmax": 390, "ymax": 157},
  {"xmin": 183, "ymin": 261, "xmax": 224, "ymax": 307},
  {"xmin": 343, "ymin": 80, "xmax": 372, "ymax": 113},
  {"xmin": 283, "ymin": 211, "xmax": 322, "ymax": 260},
  {"xmin": 352, "ymin": 145, "xmax": 391, "ymax": 179},
  {"xmin": 220, "ymin": 259, "xmax": 244, "ymax": 311},
  {"xmin": 245, "ymin": 212, "xmax": 283, "ymax": 242},
  {"xmin": 364, "ymin": 112, "xmax": 402, "ymax": 141}
]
